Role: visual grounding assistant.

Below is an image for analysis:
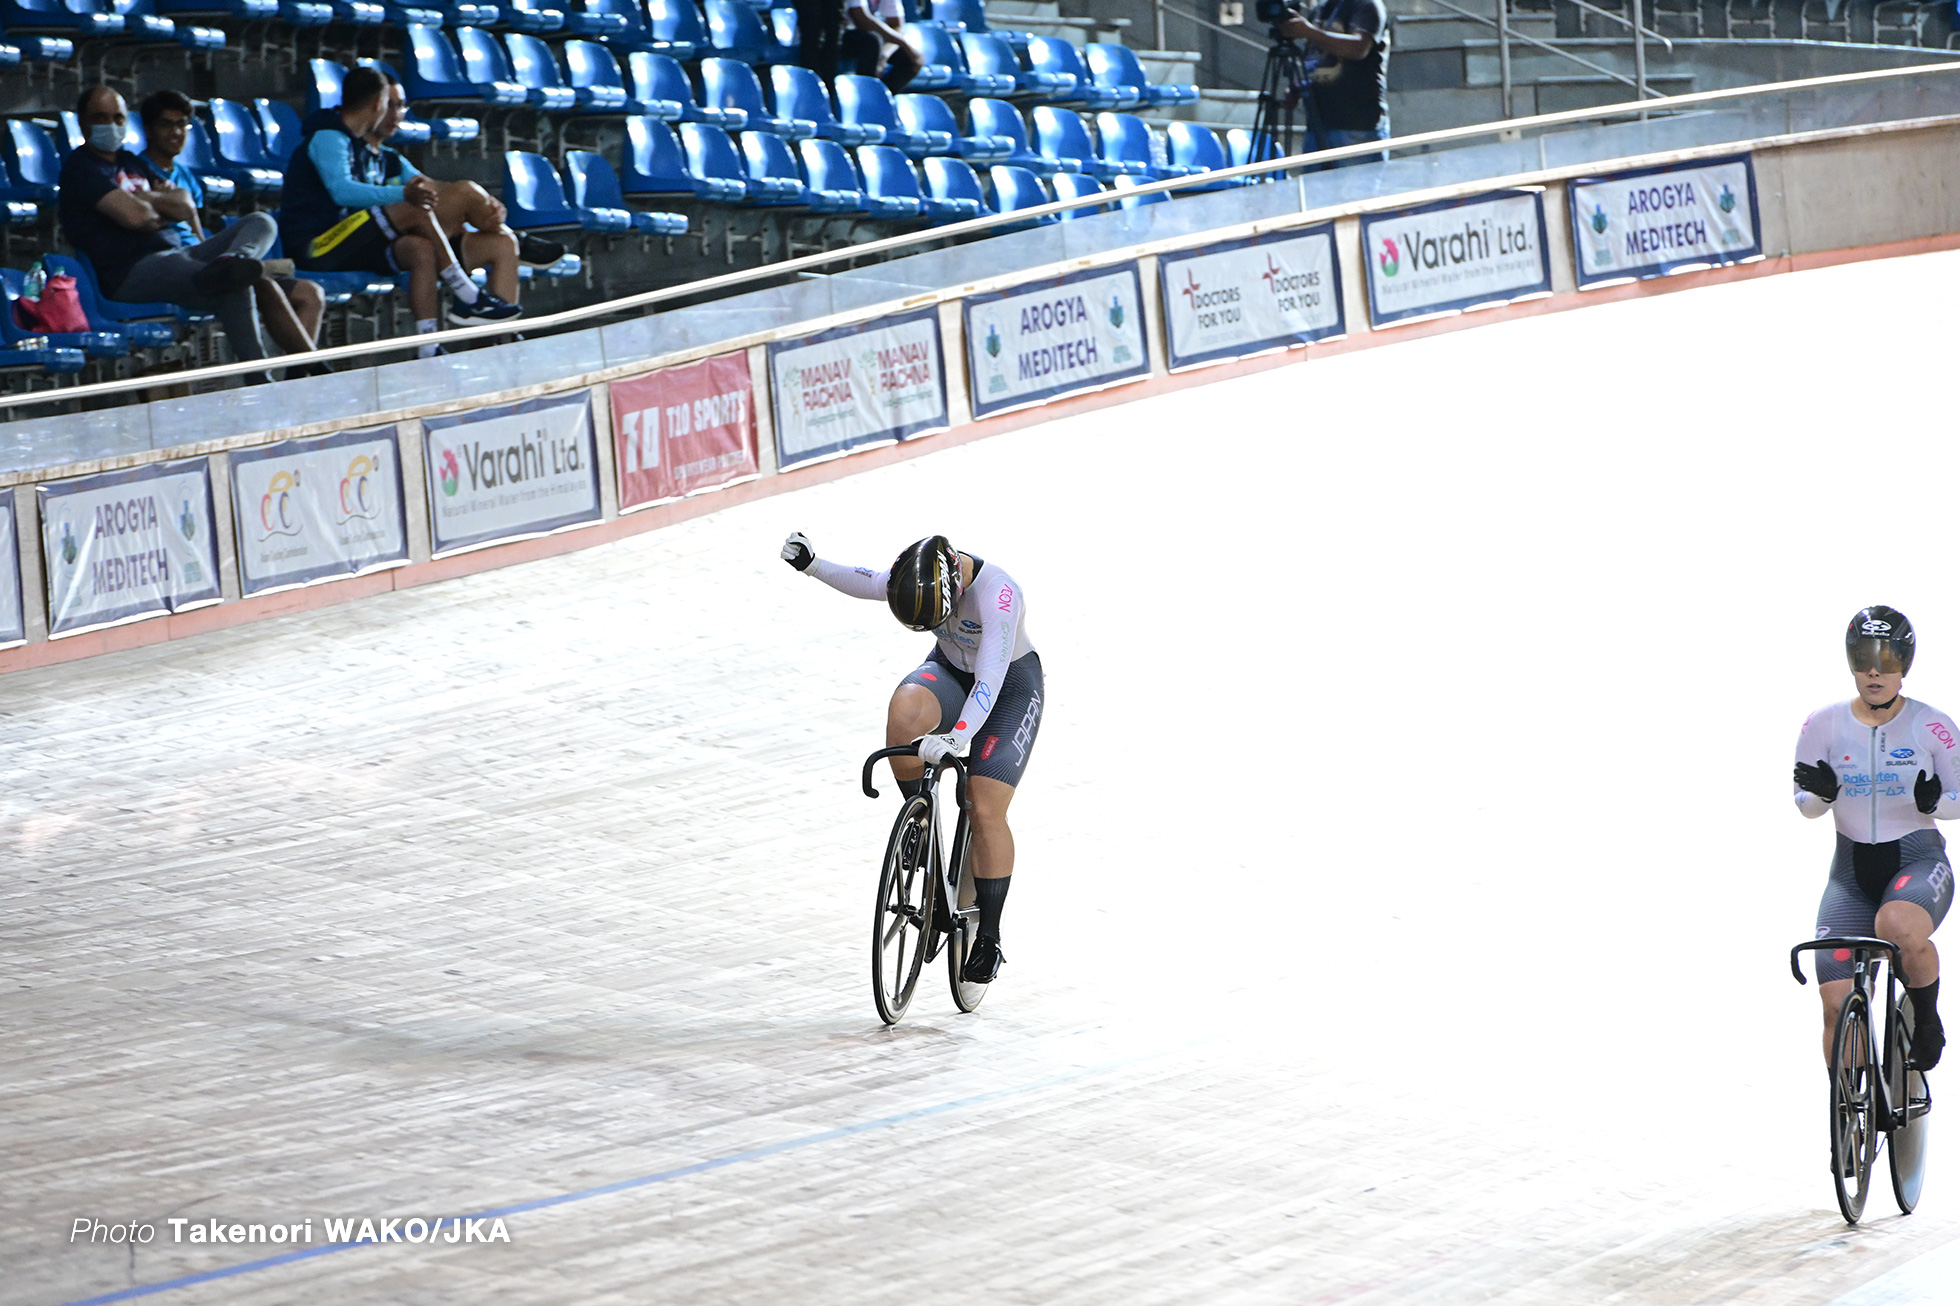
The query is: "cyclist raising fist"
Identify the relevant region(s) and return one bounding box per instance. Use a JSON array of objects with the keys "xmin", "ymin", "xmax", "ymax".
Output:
[
  {"xmin": 783, "ymin": 532, "xmax": 1042, "ymax": 985},
  {"xmin": 1795, "ymin": 606, "xmax": 1954, "ymax": 1072}
]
